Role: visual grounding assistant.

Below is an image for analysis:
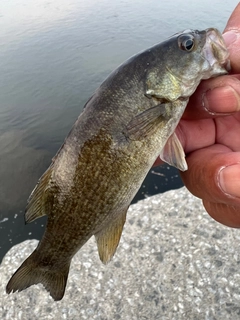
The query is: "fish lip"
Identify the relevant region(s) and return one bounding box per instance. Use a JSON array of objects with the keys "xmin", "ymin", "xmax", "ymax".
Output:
[{"xmin": 203, "ymin": 28, "xmax": 231, "ymax": 74}]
